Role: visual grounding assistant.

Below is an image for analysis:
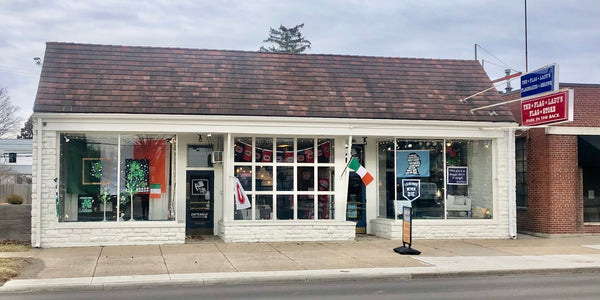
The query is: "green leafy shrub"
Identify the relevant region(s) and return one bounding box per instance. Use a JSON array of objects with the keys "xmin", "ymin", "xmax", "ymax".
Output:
[{"xmin": 6, "ymin": 194, "xmax": 24, "ymax": 205}]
